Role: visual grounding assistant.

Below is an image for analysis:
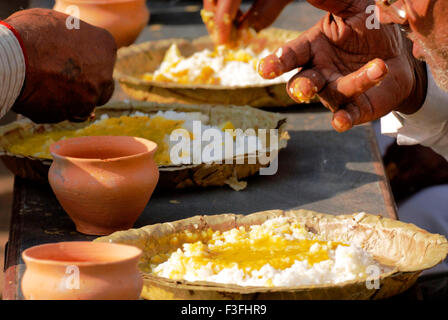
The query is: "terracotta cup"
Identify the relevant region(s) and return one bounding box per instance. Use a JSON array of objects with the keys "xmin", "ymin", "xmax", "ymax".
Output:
[
  {"xmin": 53, "ymin": 0, "xmax": 150, "ymax": 48},
  {"xmin": 48, "ymin": 136, "xmax": 159, "ymax": 235},
  {"xmin": 21, "ymin": 241, "xmax": 143, "ymax": 300}
]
